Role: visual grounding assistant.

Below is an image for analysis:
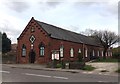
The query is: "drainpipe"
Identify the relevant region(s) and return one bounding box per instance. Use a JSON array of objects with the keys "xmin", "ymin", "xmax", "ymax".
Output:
[{"xmin": 82, "ymin": 43, "xmax": 85, "ymax": 60}]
